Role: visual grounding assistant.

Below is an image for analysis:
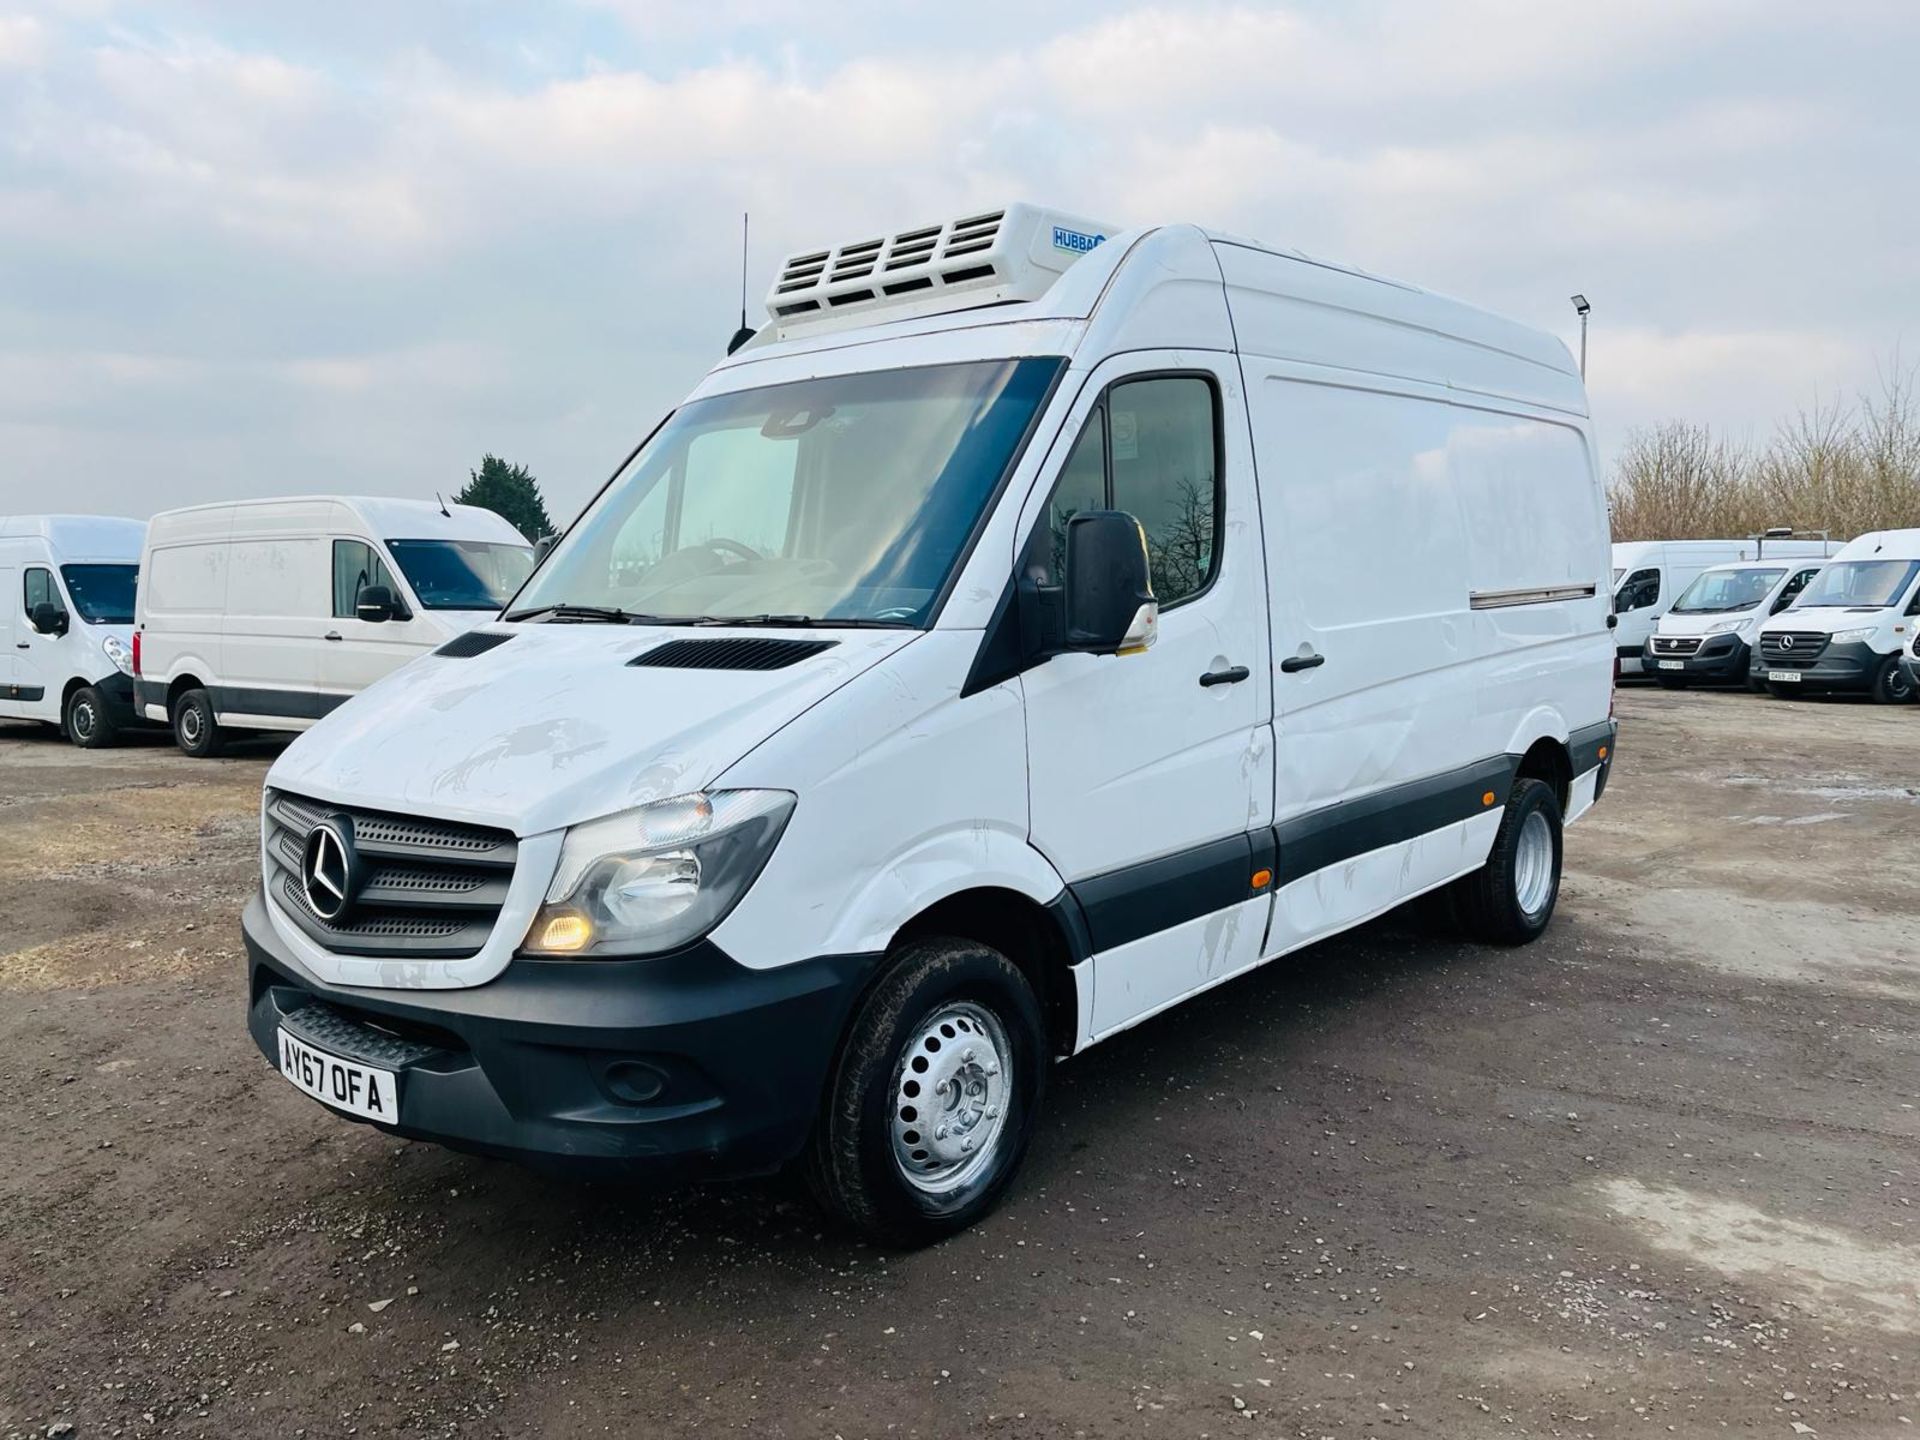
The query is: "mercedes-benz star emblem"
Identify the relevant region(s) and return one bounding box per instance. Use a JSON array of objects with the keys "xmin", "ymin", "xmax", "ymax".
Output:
[
  {"xmin": 302, "ymin": 817, "xmax": 361, "ymax": 922},
  {"xmin": 1779, "ymin": 635, "xmax": 1796, "ymax": 651}
]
